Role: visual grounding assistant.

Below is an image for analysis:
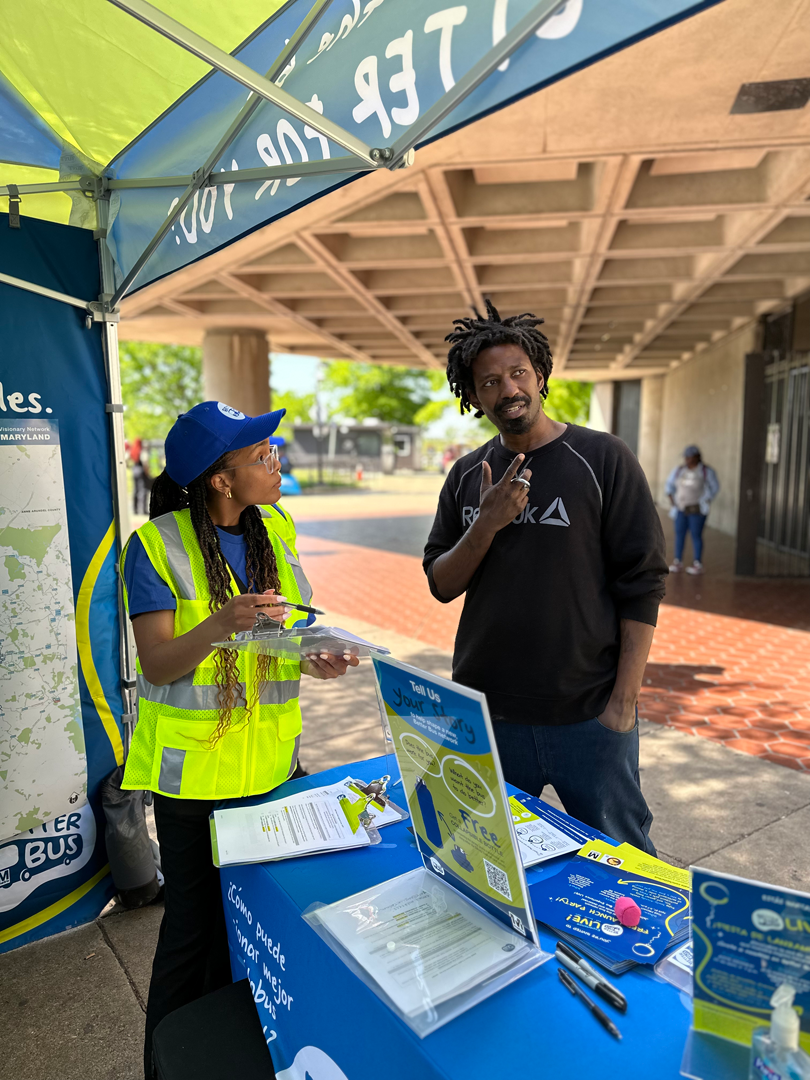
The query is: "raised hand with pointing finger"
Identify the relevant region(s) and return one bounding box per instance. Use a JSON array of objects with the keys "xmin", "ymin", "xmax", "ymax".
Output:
[{"xmin": 478, "ymin": 454, "xmax": 533, "ymax": 535}]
